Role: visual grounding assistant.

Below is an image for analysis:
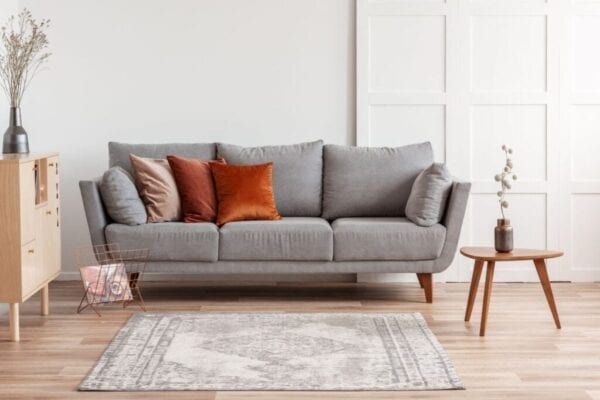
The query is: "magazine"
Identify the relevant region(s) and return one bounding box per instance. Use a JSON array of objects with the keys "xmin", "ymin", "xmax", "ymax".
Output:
[{"xmin": 79, "ymin": 263, "xmax": 133, "ymax": 304}]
